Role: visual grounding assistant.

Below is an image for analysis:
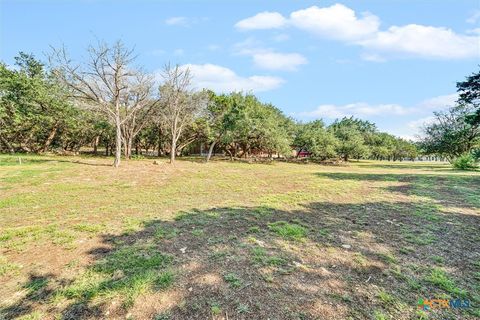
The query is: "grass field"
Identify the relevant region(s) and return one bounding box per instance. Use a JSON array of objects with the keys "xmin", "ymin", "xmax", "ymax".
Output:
[{"xmin": 0, "ymin": 155, "xmax": 479, "ymax": 320}]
